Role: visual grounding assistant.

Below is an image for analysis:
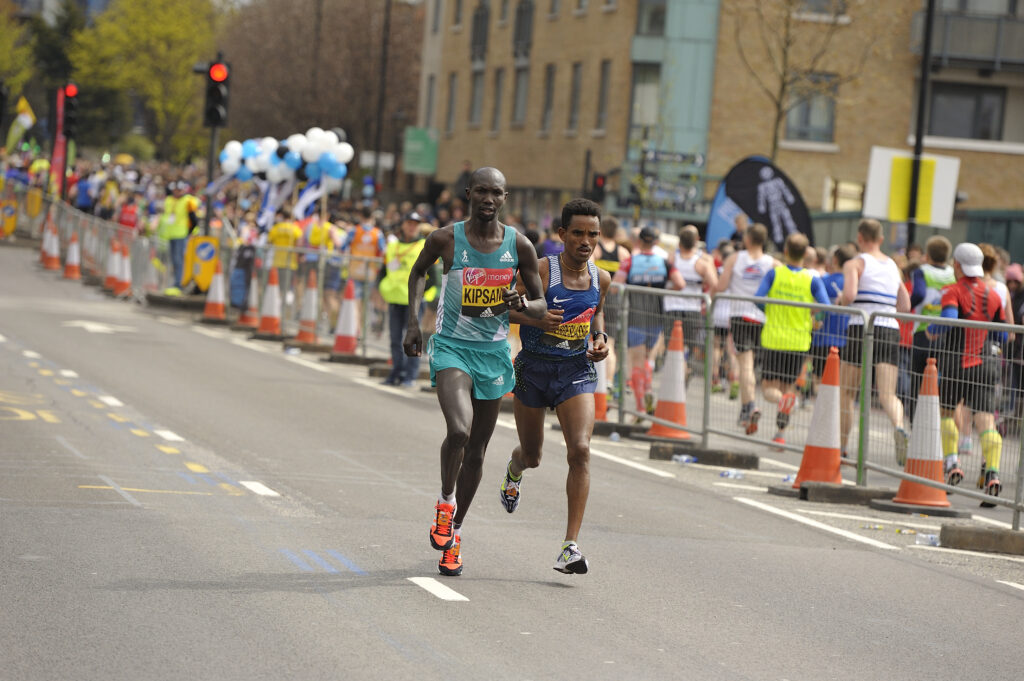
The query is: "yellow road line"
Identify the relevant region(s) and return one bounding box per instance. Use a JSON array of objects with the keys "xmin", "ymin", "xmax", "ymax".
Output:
[
  {"xmin": 71, "ymin": 389, "xmax": 88, "ymax": 397},
  {"xmin": 28, "ymin": 361, "xmax": 39, "ymax": 368},
  {"xmin": 38, "ymin": 369, "xmax": 54, "ymax": 376},
  {"xmin": 185, "ymin": 462, "xmax": 209, "ymax": 473},
  {"xmin": 107, "ymin": 413, "xmax": 129, "ymax": 423},
  {"xmin": 36, "ymin": 410, "xmax": 60, "ymax": 423},
  {"xmin": 155, "ymin": 445, "xmax": 180, "ymax": 454},
  {"xmin": 88, "ymin": 400, "xmax": 105, "ymax": 408},
  {"xmin": 130, "ymin": 429, "xmax": 150, "ymax": 437},
  {"xmin": 53, "ymin": 378, "xmax": 71, "ymax": 386},
  {"xmin": 219, "ymin": 482, "xmax": 244, "ymax": 496},
  {"xmin": 78, "ymin": 485, "xmax": 213, "ymax": 496}
]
